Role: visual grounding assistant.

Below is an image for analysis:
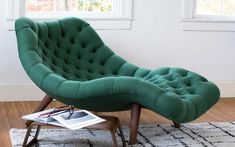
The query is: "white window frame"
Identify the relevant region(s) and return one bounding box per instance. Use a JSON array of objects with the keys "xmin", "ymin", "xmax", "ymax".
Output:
[
  {"xmin": 7, "ymin": 0, "xmax": 133, "ymax": 30},
  {"xmin": 181, "ymin": 0, "xmax": 235, "ymax": 31}
]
